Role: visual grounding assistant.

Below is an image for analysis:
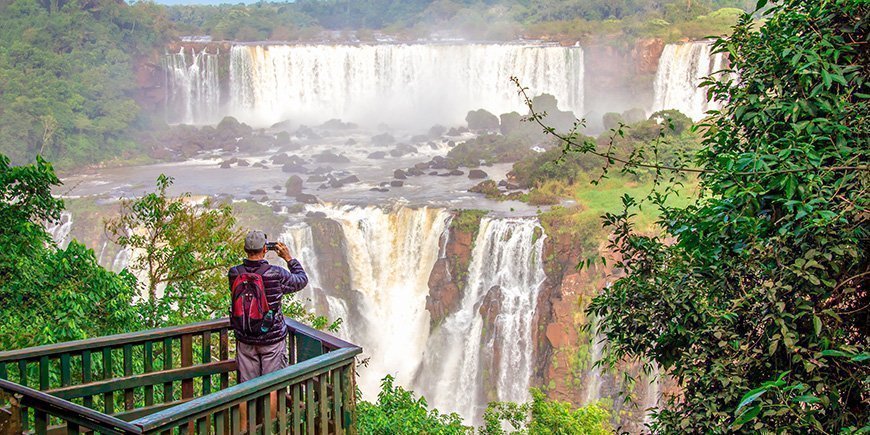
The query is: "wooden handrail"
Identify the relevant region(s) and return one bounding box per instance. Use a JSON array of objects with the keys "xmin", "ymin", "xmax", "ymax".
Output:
[
  {"xmin": 0, "ymin": 379, "xmax": 141, "ymax": 434},
  {"xmin": 284, "ymin": 318, "xmax": 357, "ymax": 350},
  {"xmin": 131, "ymin": 347, "xmax": 361, "ymax": 431},
  {"xmin": 0, "ymin": 318, "xmax": 228, "ymax": 362}
]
